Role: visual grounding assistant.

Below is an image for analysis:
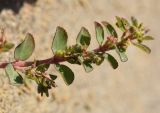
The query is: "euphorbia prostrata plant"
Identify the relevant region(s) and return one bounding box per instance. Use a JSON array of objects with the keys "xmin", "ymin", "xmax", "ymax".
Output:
[{"xmin": 0, "ymin": 17, "xmax": 154, "ymax": 96}]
